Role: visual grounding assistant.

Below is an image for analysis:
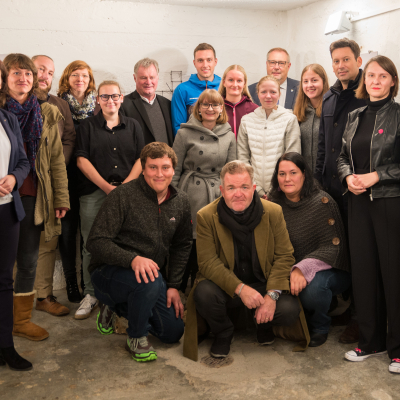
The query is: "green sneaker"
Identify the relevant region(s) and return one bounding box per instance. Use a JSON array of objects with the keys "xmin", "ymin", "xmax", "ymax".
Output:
[
  {"xmin": 96, "ymin": 303, "xmax": 115, "ymax": 335},
  {"xmin": 125, "ymin": 336, "xmax": 157, "ymax": 362}
]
